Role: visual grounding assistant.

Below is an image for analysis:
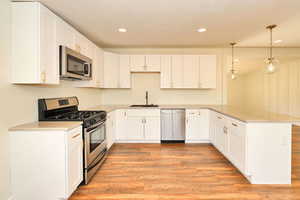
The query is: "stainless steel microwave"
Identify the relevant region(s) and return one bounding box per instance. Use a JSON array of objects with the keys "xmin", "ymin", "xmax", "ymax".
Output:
[{"xmin": 60, "ymin": 46, "xmax": 92, "ymax": 80}]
